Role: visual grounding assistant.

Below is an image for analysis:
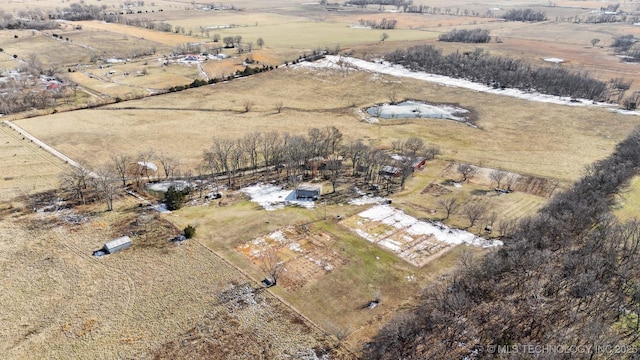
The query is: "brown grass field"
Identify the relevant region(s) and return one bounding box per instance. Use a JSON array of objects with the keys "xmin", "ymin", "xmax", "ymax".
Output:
[
  {"xmin": 5, "ymin": 0, "xmax": 640, "ymax": 357},
  {"xmin": 13, "ymin": 64, "xmax": 640, "ymax": 183}
]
